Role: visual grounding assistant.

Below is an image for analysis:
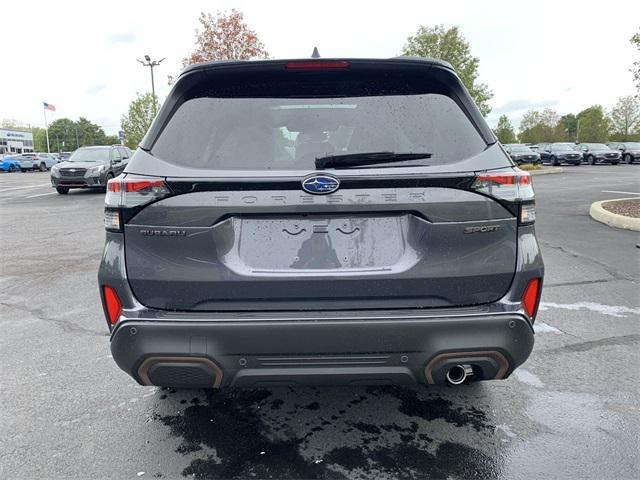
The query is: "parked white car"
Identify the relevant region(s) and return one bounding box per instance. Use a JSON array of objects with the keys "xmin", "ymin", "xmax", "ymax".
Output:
[{"xmin": 31, "ymin": 153, "xmax": 60, "ymax": 171}]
